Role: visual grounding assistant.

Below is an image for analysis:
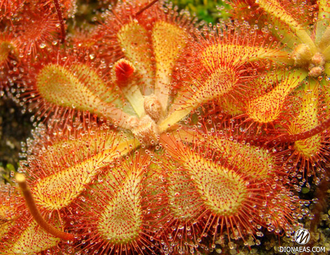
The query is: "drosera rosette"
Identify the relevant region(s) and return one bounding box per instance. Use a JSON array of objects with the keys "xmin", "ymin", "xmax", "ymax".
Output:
[
  {"xmin": 0, "ymin": 0, "xmax": 63, "ymax": 93},
  {"xmin": 2, "ymin": 0, "xmax": 74, "ymax": 62},
  {"xmin": 229, "ymin": 0, "xmax": 330, "ymax": 129},
  {"xmin": 67, "ymin": 151, "xmax": 167, "ymax": 254},
  {"xmin": 227, "ymin": 1, "xmax": 330, "ymax": 171},
  {"xmin": 159, "ymin": 129, "xmax": 300, "ymax": 252},
  {"xmin": 0, "ymin": 0, "xmax": 77, "ymax": 93},
  {"xmin": 12, "ymin": 2, "xmax": 61, "ymax": 59},
  {"xmin": 2, "ymin": 0, "xmax": 329, "ymax": 254}
]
